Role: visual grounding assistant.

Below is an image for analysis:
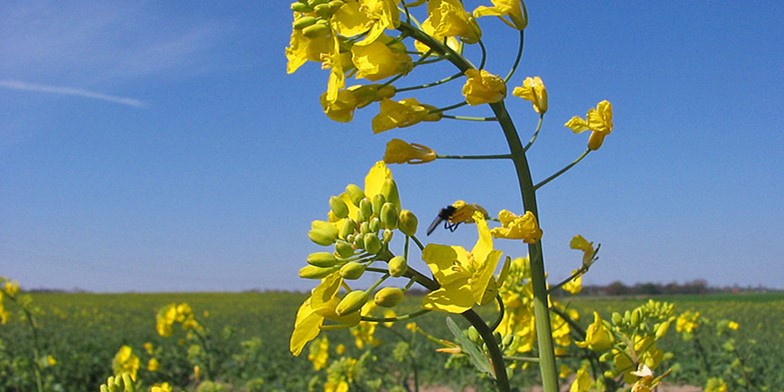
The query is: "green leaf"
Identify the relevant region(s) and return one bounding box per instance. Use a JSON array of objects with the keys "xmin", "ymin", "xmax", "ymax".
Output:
[{"xmin": 445, "ymin": 317, "xmax": 494, "ymax": 378}]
